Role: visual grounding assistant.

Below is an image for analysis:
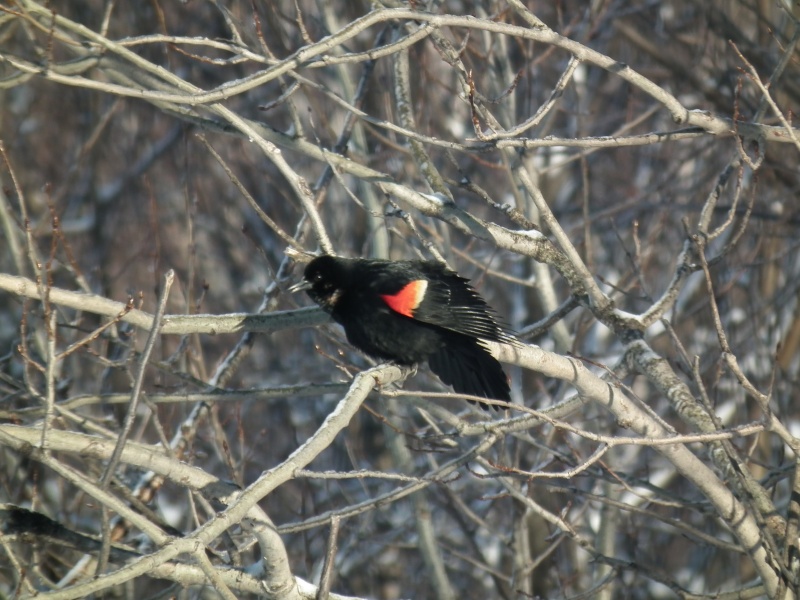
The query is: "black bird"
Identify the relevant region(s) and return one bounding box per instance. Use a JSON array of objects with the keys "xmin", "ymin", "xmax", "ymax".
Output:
[{"xmin": 291, "ymin": 256, "xmax": 515, "ymax": 409}]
